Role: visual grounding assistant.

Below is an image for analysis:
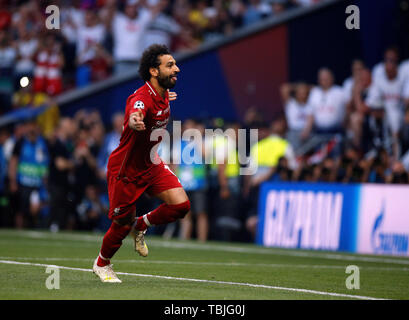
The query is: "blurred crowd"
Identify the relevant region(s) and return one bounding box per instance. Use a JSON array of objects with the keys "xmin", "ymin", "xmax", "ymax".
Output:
[
  {"xmin": 1, "ymin": 44, "xmax": 409, "ymax": 242},
  {"xmin": 280, "ymin": 46, "xmax": 409, "ymax": 182},
  {"xmin": 0, "ymin": 0, "xmax": 322, "ymax": 113},
  {"xmin": 2, "ymin": 0, "xmax": 409, "ymax": 242}
]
